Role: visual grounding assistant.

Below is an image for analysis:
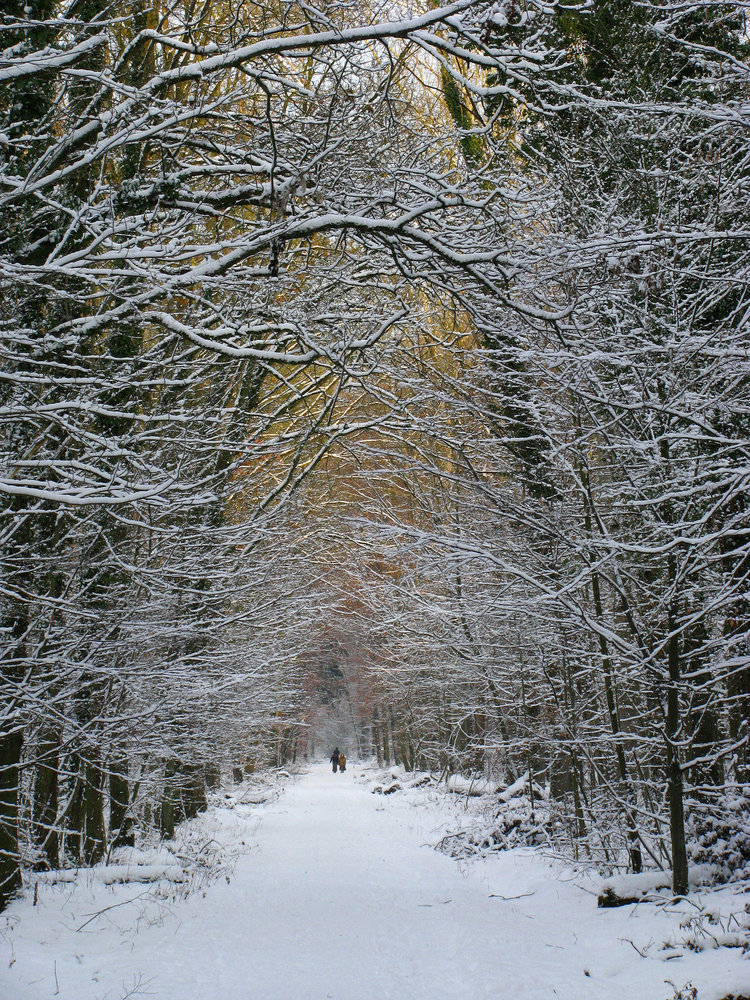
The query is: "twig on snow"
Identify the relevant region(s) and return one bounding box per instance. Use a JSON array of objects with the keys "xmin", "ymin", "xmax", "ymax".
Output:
[
  {"xmin": 76, "ymin": 889, "xmax": 151, "ymax": 932},
  {"xmin": 620, "ymin": 937, "xmax": 651, "ymax": 958}
]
